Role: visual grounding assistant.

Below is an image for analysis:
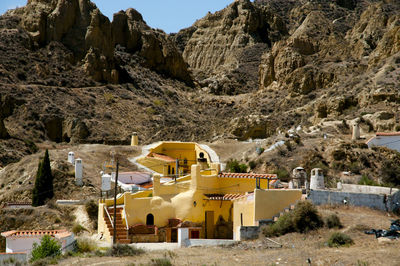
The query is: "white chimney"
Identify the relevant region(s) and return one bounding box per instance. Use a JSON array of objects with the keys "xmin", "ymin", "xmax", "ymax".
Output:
[{"xmin": 75, "ymin": 158, "xmax": 83, "ymax": 186}]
